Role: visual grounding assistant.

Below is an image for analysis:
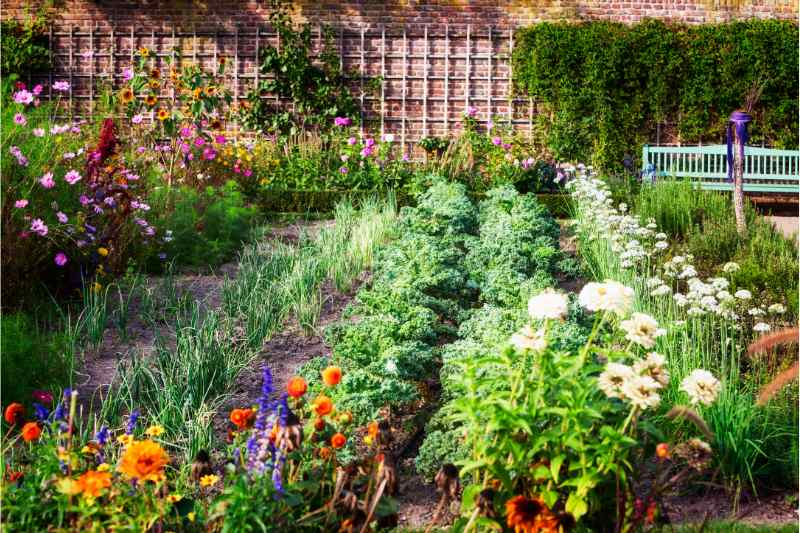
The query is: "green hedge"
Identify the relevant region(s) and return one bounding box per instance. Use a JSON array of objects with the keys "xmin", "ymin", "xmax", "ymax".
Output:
[{"xmin": 513, "ymin": 19, "xmax": 799, "ymax": 172}]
